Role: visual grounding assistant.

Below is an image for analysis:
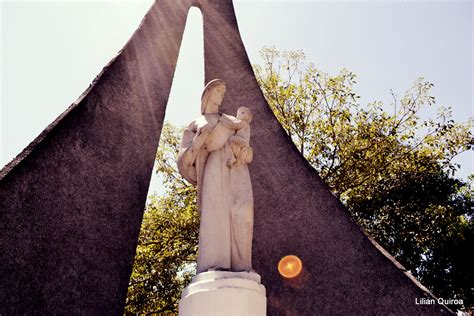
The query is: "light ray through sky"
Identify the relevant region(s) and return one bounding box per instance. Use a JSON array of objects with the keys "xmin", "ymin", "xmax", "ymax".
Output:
[{"xmin": 1, "ymin": 1, "xmax": 472, "ymax": 192}]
